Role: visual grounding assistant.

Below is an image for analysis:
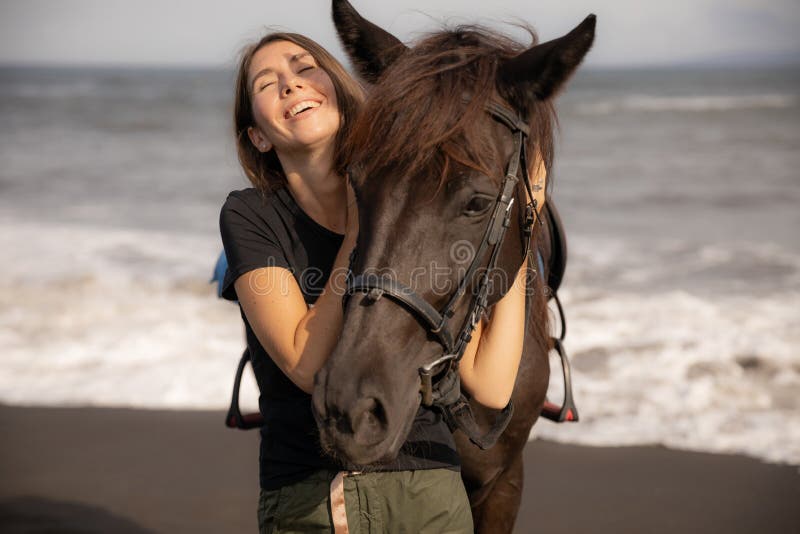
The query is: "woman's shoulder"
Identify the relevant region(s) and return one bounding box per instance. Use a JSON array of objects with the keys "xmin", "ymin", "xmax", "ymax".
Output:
[
  {"xmin": 223, "ymin": 186, "xmax": 280, "ymax": 210},
  {"xmin": 219, "ymin": 186, "xmax": 291, "ymax": 238},
  {"xmin": 221, "ymin": 186, "xmax": 292, "ymax": 222}
]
